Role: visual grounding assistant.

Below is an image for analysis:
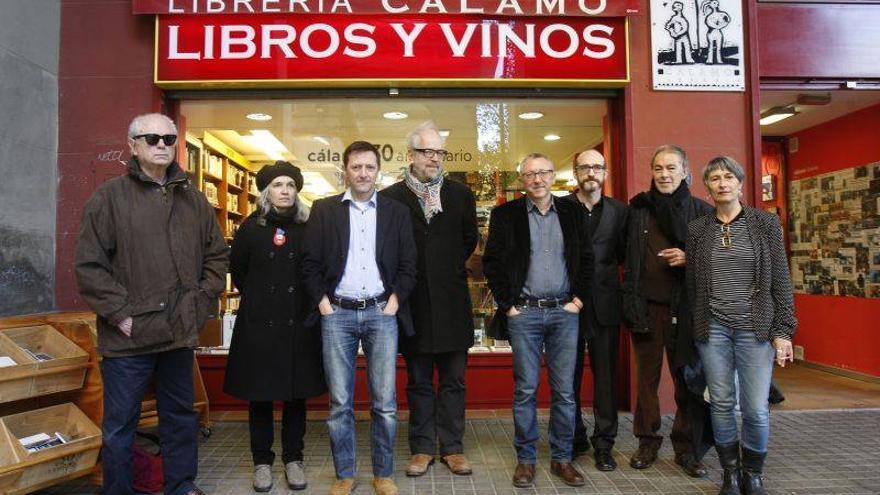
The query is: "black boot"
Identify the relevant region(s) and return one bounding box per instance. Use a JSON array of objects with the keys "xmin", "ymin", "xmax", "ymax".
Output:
[
  {"xmin": 741, "ymin": 447, "xmax": 767, "ymax": 495},
  {"xmin": 714, "ymin": 443, "xmax": 741, "ymax": 495}
]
